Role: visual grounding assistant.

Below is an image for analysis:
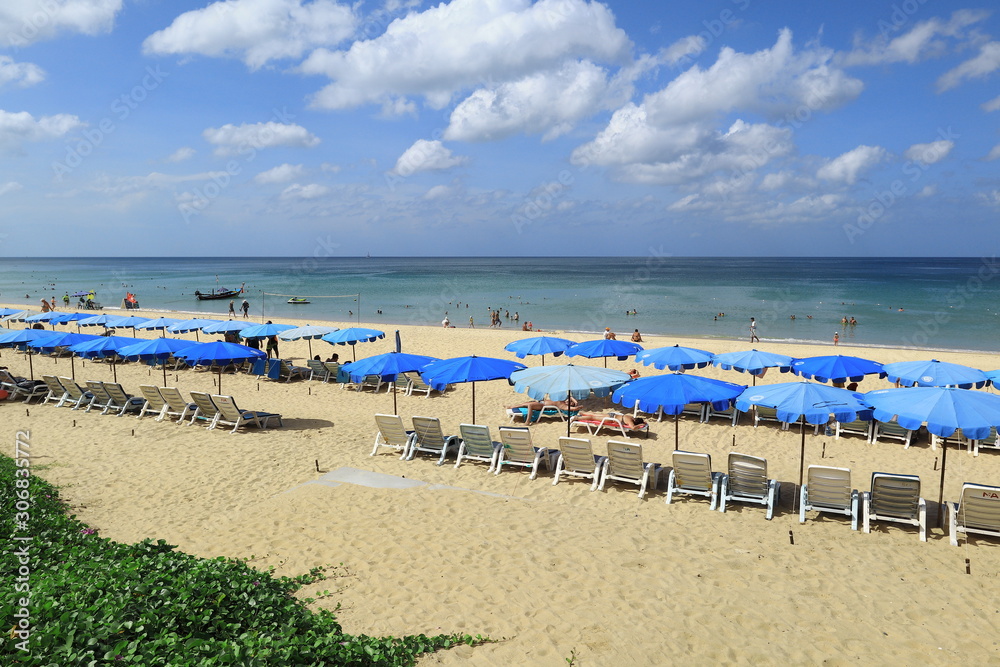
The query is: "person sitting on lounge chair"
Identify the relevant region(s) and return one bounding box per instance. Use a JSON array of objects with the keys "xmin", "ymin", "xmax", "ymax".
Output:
[
  {"xmin": 506, "ymin": 397, "xmax": 579, "ymax": 423},
  {"xmin": 576, "ymin": 411, "xmax": 646, "ymax": 428}
]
